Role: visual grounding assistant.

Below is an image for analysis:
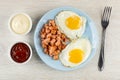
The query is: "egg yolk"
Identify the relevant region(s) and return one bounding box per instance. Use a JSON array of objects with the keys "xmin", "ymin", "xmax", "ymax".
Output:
[
  {"xmin": 69, "ymin": 49, "xmax": 84, "ymax": 64},
  {"xmin": 65, "ymin": 15, "xmax": 82, "ymax": 30}
]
